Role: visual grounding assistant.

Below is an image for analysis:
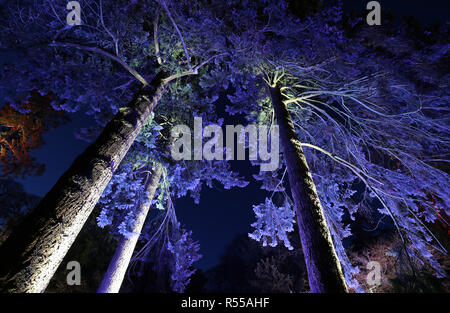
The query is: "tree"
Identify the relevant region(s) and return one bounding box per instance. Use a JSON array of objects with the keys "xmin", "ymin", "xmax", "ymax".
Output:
[
  {"xmin": 196, "ymin": 0, "xmax": 348, "ymax": 292},
  {"xmin": 125, "ymin": 207, "xmax": 202, "ymax": 293},
  {"xmin": 204, "ymin": 232, "xmax": 307, "ymax": 293},
  {"xmin": 97, "ymin": 162, "xmax": 163, "ymax": 293},
  {"xmin": 204, "ymin": 0, "xmax": 448, "ymax": 292},
  {"xmin": 1, "ymin": 0, "xmax": 447, "ymax": 294},
  {"xmin": 252, "ymin": 256, "xmax": 294, "ymax": 293},
  {"xmin": 0, "ymin": 91, "xmax": 68, "ymax": 177},
  {"xmin": 0, "ymin": 0, "xmax": 221, "ymax": 292},
  {"xmin": 0, "ymin": 179, "xmax": 41, "ymax": 244},
  {"xmin": 268, "ymin": 85, "xmax": 348, "ymax": 292},
  {"xmin": 244, "ymin": 3, "xmax": 449, "ymax": 291}
]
